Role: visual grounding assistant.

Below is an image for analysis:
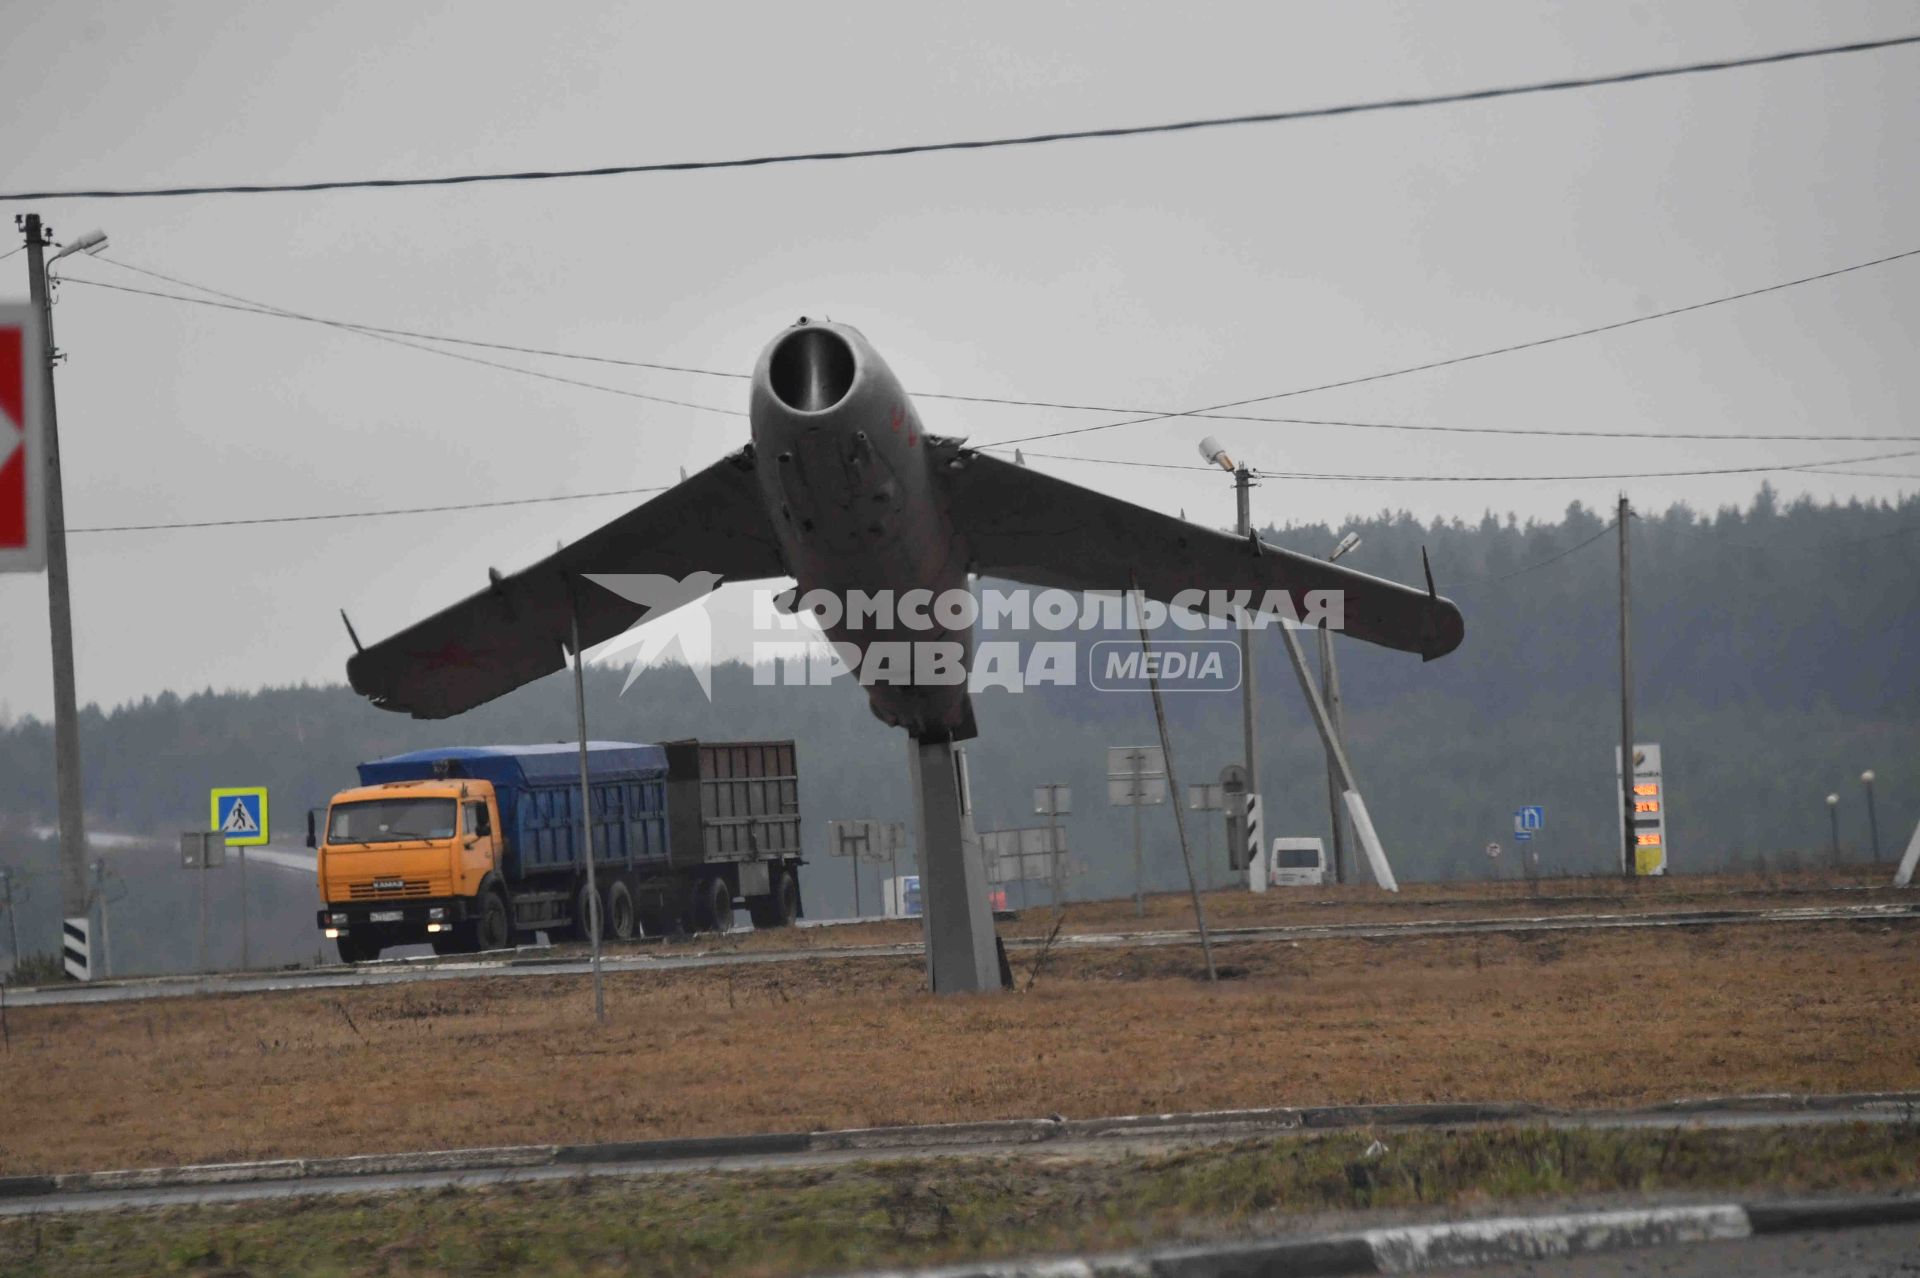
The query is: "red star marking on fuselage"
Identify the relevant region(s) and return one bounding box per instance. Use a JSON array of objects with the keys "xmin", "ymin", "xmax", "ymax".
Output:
[{"xmin": 411, "ymin": 639, "xmax": 490, "ymax": 671}]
